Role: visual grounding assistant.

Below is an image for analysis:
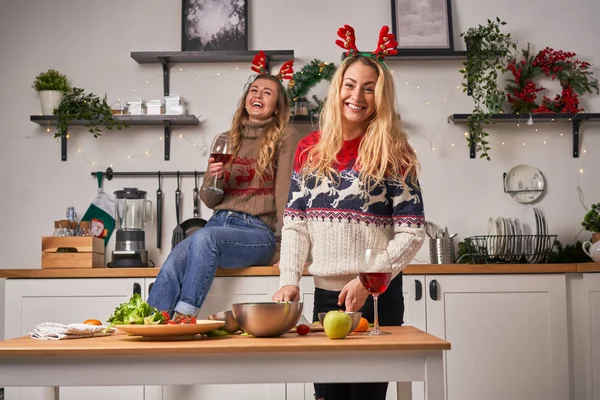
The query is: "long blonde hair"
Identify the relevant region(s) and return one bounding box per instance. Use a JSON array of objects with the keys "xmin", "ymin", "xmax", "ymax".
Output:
[
  {"xmin": 303, "ymin": 55, "xmax": 420, "ymax": 187},
  {"xmin": 229, "ymin": 75, "xmax": 291, "ymax": 181}
]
